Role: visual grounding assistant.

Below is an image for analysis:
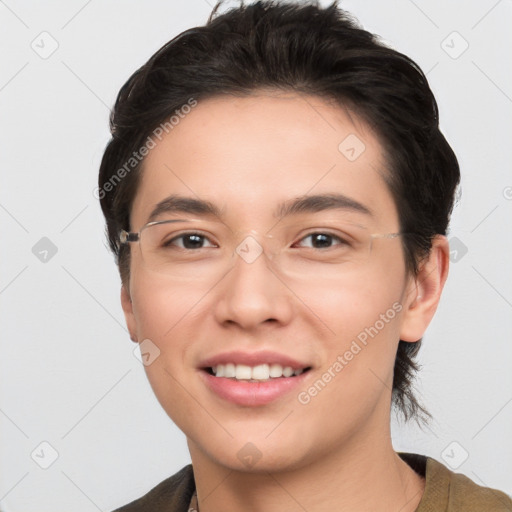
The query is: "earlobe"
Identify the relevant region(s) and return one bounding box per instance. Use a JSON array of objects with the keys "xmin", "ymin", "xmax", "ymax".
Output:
[
  {"xmin": 399, "ymin": 235, "xmax": 450, "ymax": 342},
  {"xmin": 121, "ymin": 284, "xmax": 139, "ymax": 343}
]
